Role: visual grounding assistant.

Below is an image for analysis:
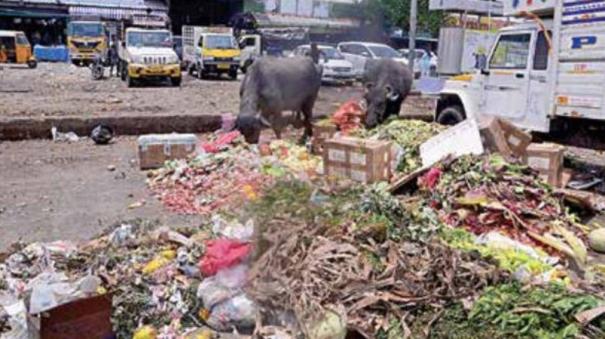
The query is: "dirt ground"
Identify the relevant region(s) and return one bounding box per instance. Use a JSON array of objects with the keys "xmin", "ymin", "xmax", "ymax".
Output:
[
  {"xmin": 0, "ymin": 136, "xmax": 202, "ymax": 250},
  {"xmin": 0, "ymin": 62, "xmax": 362, "ymax": 118}
]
